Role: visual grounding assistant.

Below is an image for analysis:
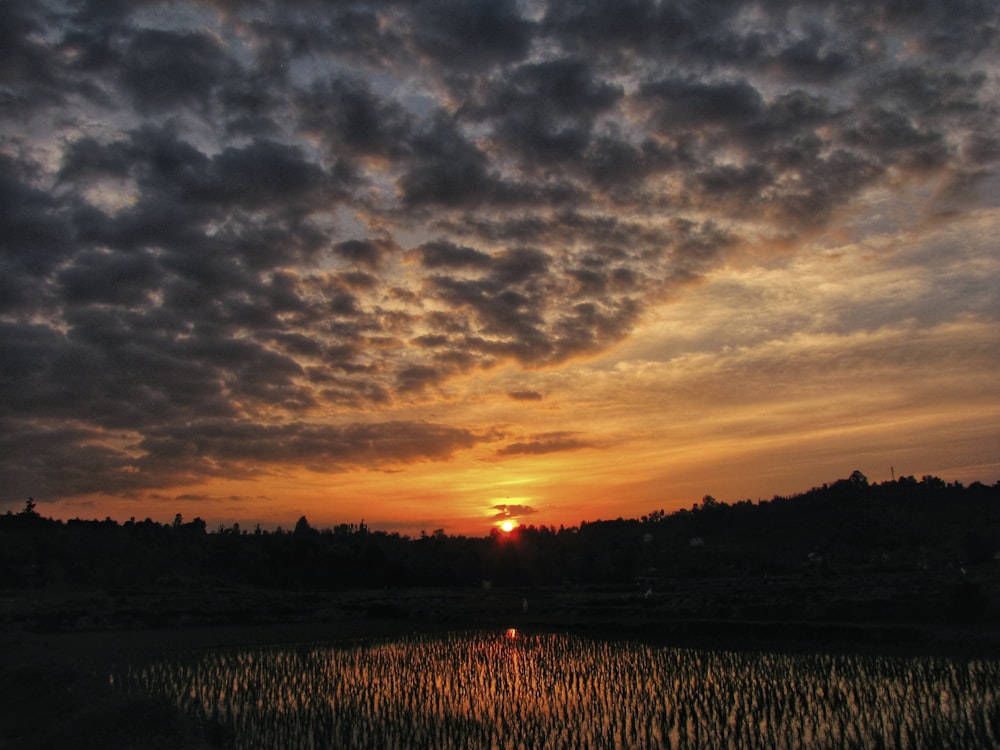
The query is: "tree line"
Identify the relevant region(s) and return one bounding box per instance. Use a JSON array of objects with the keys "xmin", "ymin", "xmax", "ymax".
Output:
[{"xmin": 2, "ymin": 473, "xmax": 998, "ymax": 591}]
